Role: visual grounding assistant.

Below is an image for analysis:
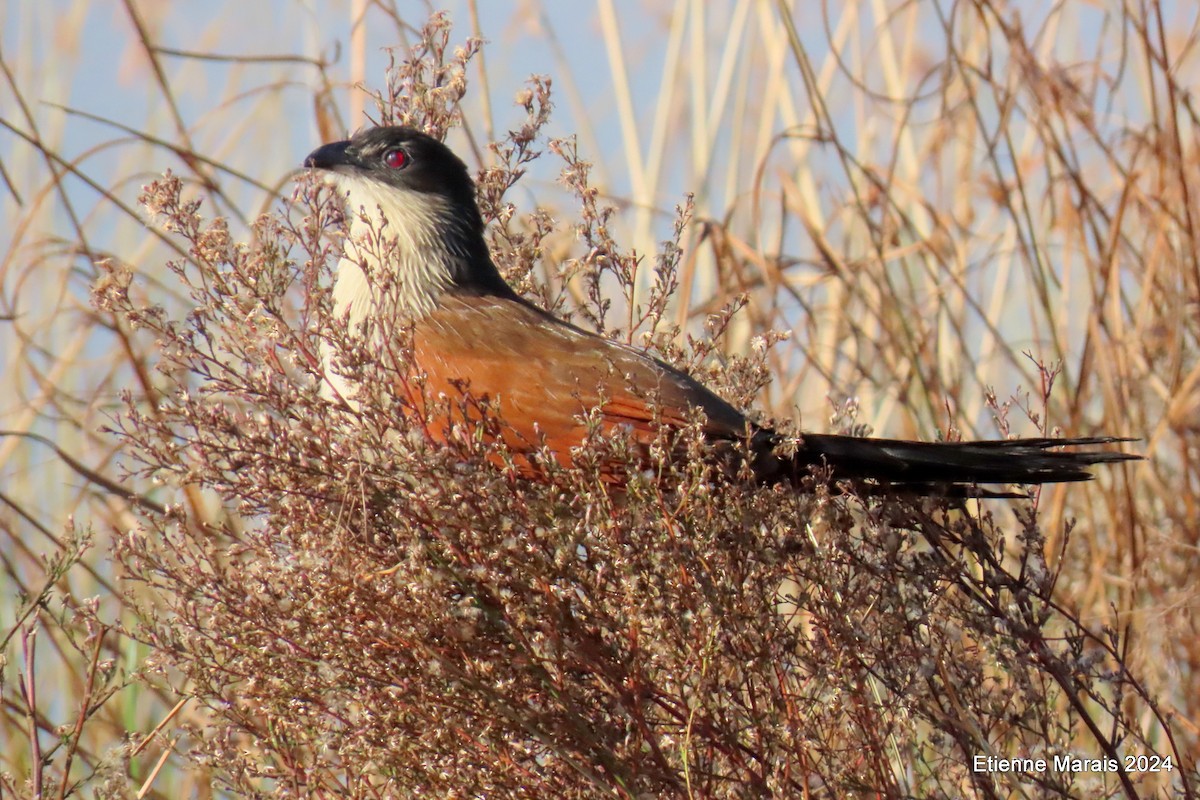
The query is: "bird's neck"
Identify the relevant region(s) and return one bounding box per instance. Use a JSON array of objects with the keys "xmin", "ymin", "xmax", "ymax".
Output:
[{"xmin": 332, "ymin": 177, "xmax": 507, "ymax": 327}]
